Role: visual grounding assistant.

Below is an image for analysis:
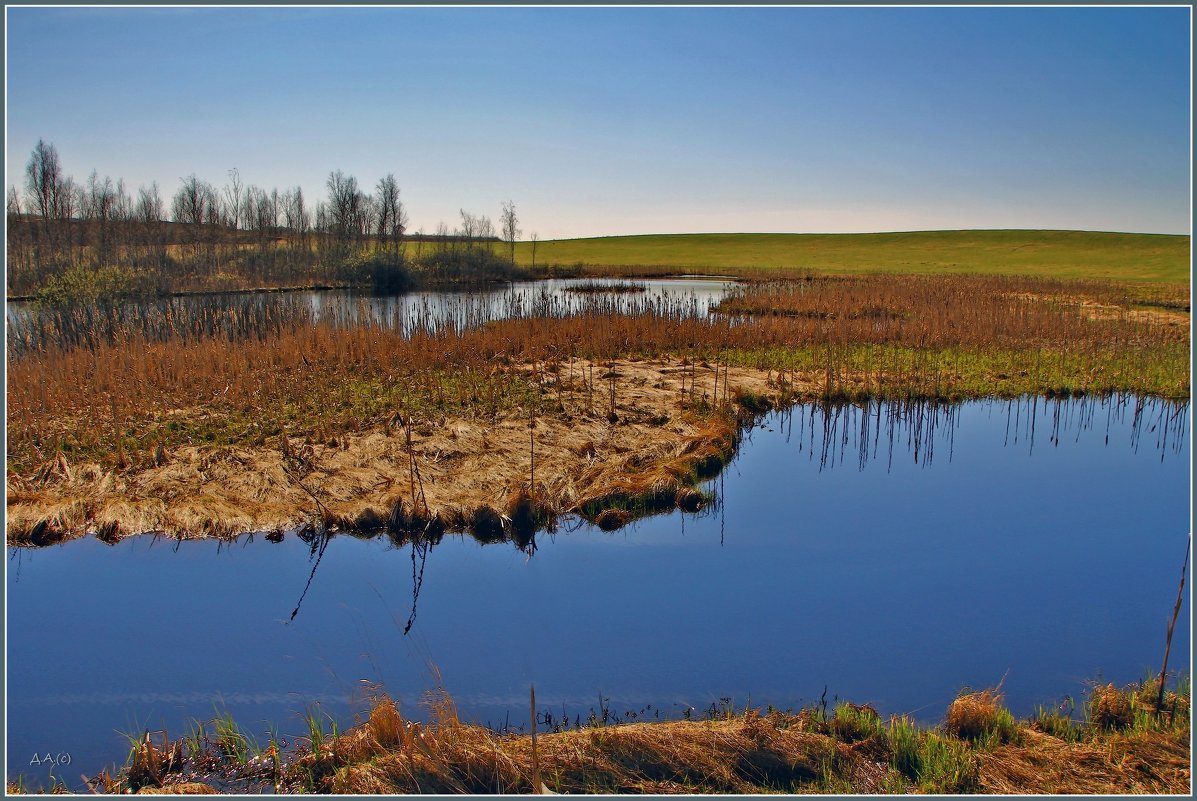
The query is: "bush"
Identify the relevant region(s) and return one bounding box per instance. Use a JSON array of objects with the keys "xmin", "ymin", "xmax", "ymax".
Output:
[
  {"xmin": 944, "ymin": 689, "xmax": 1018, "ymax": 745},
  {"xmin": 338, "ymin": 250, "xmax": 413, "ymax": 293},
  {"xmin": 1086, "ymin": 683, "xmax": 1133, "ymax": 731},
  {"xmin": 412, "ymin": 244, "xmax": 526, "ymax": 284},
  {"xmin": 34, "ymin": 264, "xmax": 163, "ymax": 306}
]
